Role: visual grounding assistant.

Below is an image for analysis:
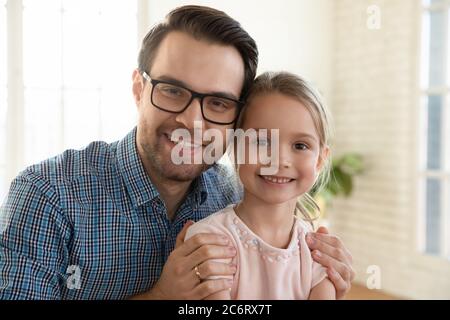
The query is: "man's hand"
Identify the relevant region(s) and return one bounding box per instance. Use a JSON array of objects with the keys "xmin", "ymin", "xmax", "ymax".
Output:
[
  {"xmin": 306, "ymin": 226, "xmax": 355, "ymax": 300},
  {"xmin": 131, "ymin": 220, "xmax": 237, "ymax": 300}
]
